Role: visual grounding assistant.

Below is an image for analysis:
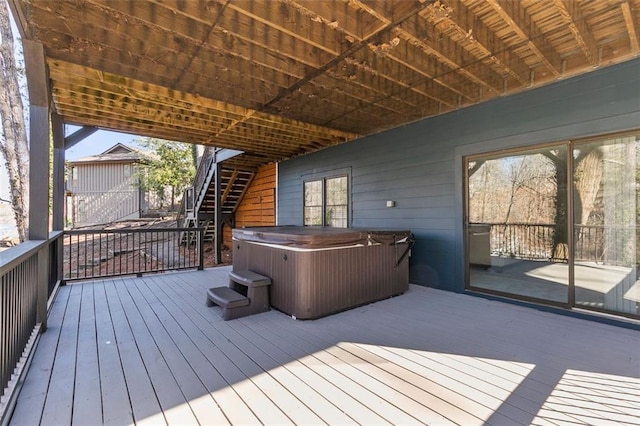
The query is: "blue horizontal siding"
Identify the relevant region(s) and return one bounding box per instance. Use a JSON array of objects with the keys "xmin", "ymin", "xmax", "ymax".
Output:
[{"xmin": 278, "ymin": 58, "xmax": 640, "ymax": 291}]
